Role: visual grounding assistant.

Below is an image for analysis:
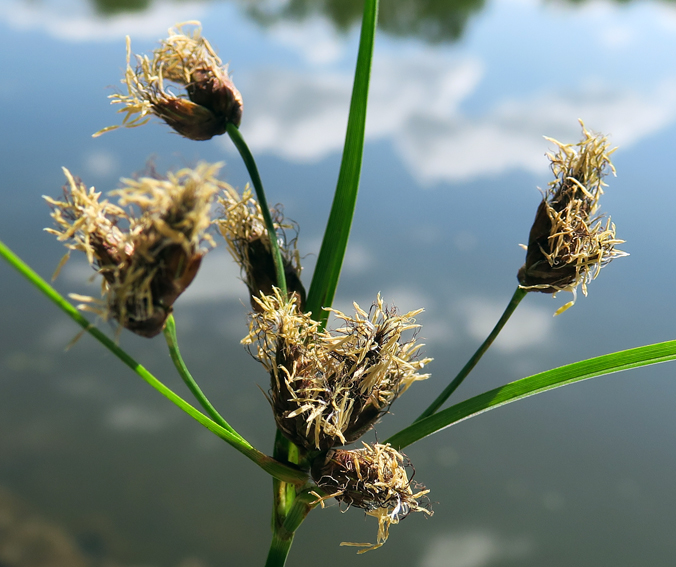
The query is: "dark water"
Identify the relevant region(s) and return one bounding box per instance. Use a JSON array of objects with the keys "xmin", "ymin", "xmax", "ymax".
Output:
[{"xmin": 2, "ymin": 0, "xmax": 676, "ymax": 566}]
